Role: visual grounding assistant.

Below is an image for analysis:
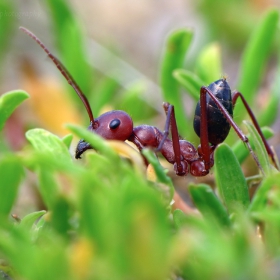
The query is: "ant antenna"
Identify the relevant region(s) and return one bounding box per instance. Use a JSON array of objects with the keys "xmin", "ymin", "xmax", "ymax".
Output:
[{"xmin": 20, "ymin": 27, "xmax": 95, "ymax": 125}]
